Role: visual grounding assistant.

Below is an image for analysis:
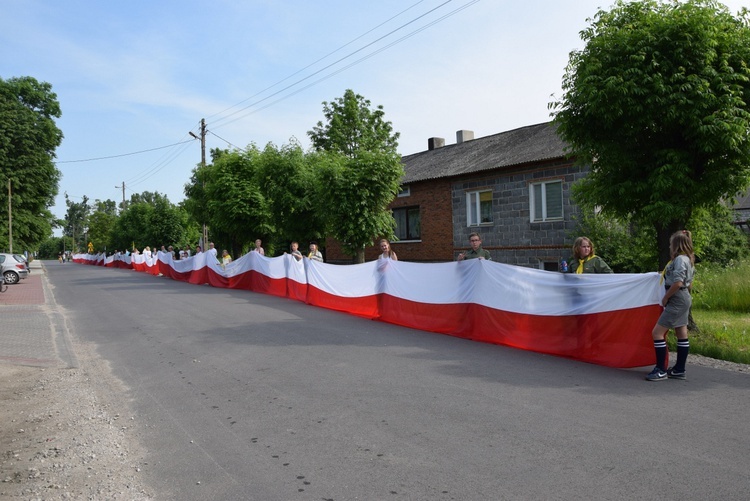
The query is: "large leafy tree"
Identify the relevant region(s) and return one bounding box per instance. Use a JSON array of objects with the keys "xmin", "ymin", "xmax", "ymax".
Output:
[
  {"xmin": 0, "ymin": 76, "xmax": 63, "ymax": 252},
  {"xmin": 551, "ymin": 0, "xmax": 750, "ymax": 266},
  {"xmin": 255, "ymin": 141, "xmax": 325, "ymax": 250},
  {"xmin": 185, "ymin": 143, "xmax": 327, "ymax": 258},
  {"xmin": 185, "ymin": 147, "xmax": 272, "ymax": 257},
  {"xmin": 308, "ymin": 89, "xmax": 403, "ymax": 262},
  {"xmin": 112, "ymin": 192, "xmax": 188, "ymax": 251},
  {"xmin": 148, "ymin": 196, "xmax": 186, "ymax": 250}
]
